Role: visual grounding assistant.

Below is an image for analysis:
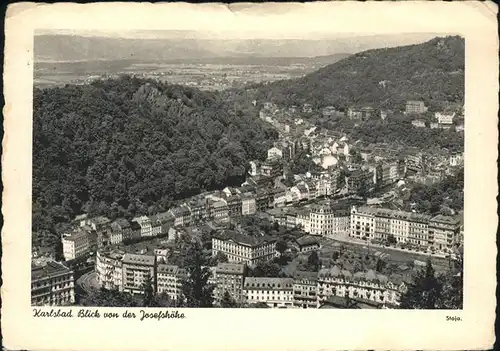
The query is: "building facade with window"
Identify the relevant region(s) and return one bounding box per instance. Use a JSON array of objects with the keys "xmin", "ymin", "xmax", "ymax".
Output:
[
  {"xmin": 350, "ymin": 206, "xmax": 460, "ymax": 250},
  {"xmin": 293, "ymin": 271, "xmax": 318, "ymax": 309},
  {"xmin": 428, "ymin": 215, "xmax": 462, "ymax": 251},
  {"xmin": 31, "ymin": 260, "xmax": 75, "ymax": 306},
  {"xmin": 214, "ymin": 263, "xmax": 247, "ymax": 304},
  {"xmin": 241, "ymin": 194, "xmax": 257, "ymax": 216},
  {"xmin": 243, "ymin": 277, "xmax": 294, "ymax": 308},
  {"xmin": 61, "ymin": 229, "xmax": 90, "ymax": 261},
  {"xmin": 156, "ymin": 264, "xmax": 187, "ymax": 302},
  {"xmin": 96, "ymin": 249, "xmax": 125, "ymax": 291},
  {"xmin": 405, "ymin": 100, "xmax": 426, "ymax": 114},
  {"xmin": 132, "ymin": 216, "xmax": 153, "ymax": 237},
  {"xmin": 309, "ymin": 200, "xmax": 351, "ymax": 238},
  {"xmin": 122, "ymin": 254, "xmax": 156, "ymax": 295},
  {"xmin": 317, "ymin": 266, "xmax": 405, "ymax": 308},
  {"xmin": 212, "ymin": 230, "xmax": 276, "ymax": 266}
]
